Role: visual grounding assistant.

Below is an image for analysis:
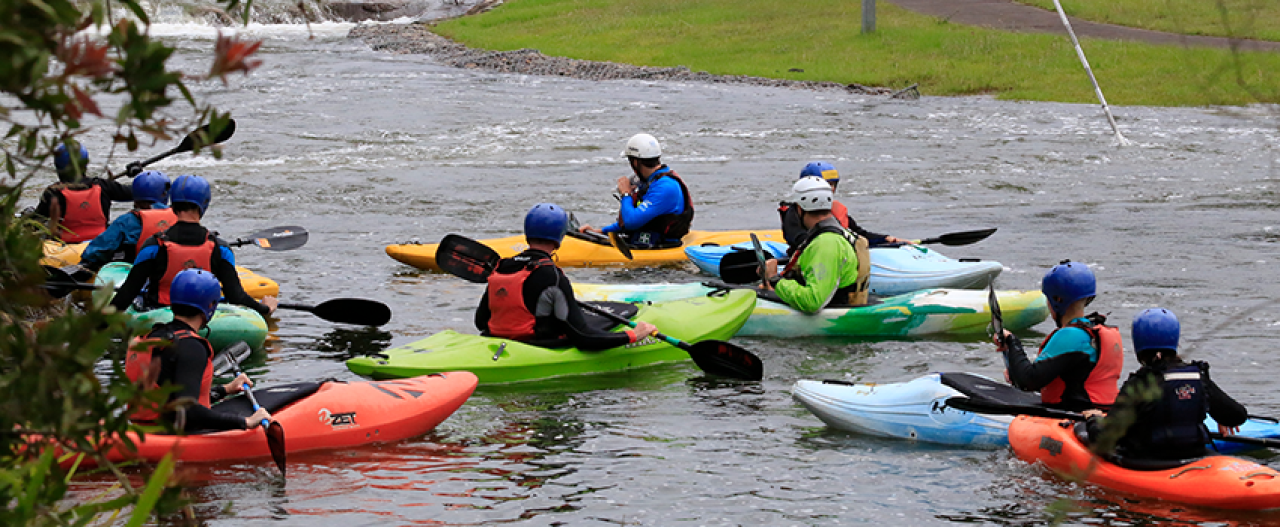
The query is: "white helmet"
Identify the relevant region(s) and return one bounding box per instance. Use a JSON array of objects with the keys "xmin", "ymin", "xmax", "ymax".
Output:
[
  {"xmin": 622, "ymin": 133, "xmax": 662, "ymax": 159},
  {"xmin": 792, "ymin": 176, "xmax": 834, "ymax": 212}
]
